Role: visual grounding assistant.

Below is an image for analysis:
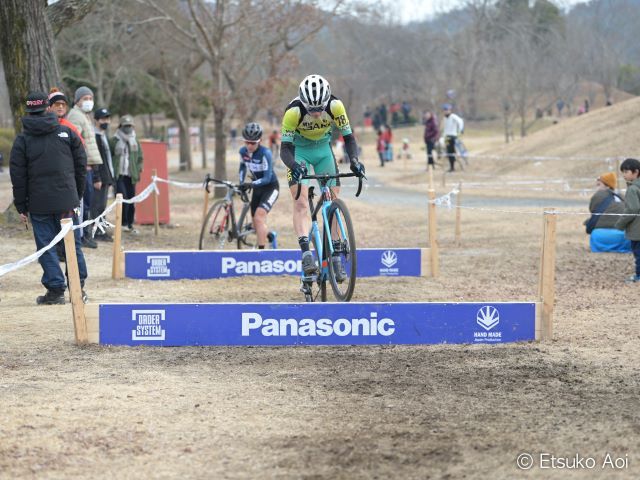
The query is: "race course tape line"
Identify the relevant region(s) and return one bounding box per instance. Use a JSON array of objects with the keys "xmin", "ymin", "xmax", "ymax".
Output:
[{"xmin": 0, "ymin": 181, "xmax": 158, "ymax": 278}]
